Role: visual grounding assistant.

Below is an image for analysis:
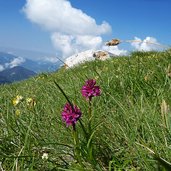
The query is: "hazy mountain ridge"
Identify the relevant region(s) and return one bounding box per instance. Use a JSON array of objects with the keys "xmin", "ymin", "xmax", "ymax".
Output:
[
  {"xmin": 0, "ymin": 66, "xmax": 36, "ymax": 84},
  {"xmin": 0, "ymin": 75, "xmax": 11, "ymax": 84},
  {"xmin": 0, "ymin": 49, "xmax": 116, "ymax": 84},
  {"xmin": 0, "ymin": 51, "xmax": 62, "ymax": 73},
  {"xmin": 0, "ymin": 51, "xmax": 62, "ymax": 84}
]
